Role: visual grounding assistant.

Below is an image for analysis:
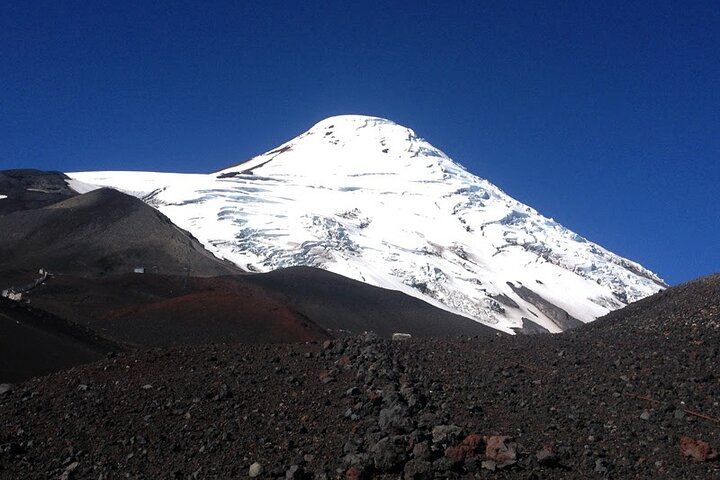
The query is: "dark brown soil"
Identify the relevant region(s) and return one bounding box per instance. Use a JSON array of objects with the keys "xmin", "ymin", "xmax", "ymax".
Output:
[{"xmin": 1, "ymin": 275, "xmax": 718, "ymax": 479}]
